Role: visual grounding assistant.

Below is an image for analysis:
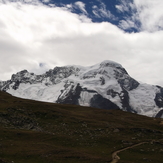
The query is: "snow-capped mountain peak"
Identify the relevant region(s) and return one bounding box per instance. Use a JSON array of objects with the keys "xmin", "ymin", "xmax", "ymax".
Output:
[
  {"xmin": 99, "ymin": 60, "xmax": 123, "ymax": 68},
  {"xmin": 1, "ymin": 60, "xmax": 163, "ymax": 118}
]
